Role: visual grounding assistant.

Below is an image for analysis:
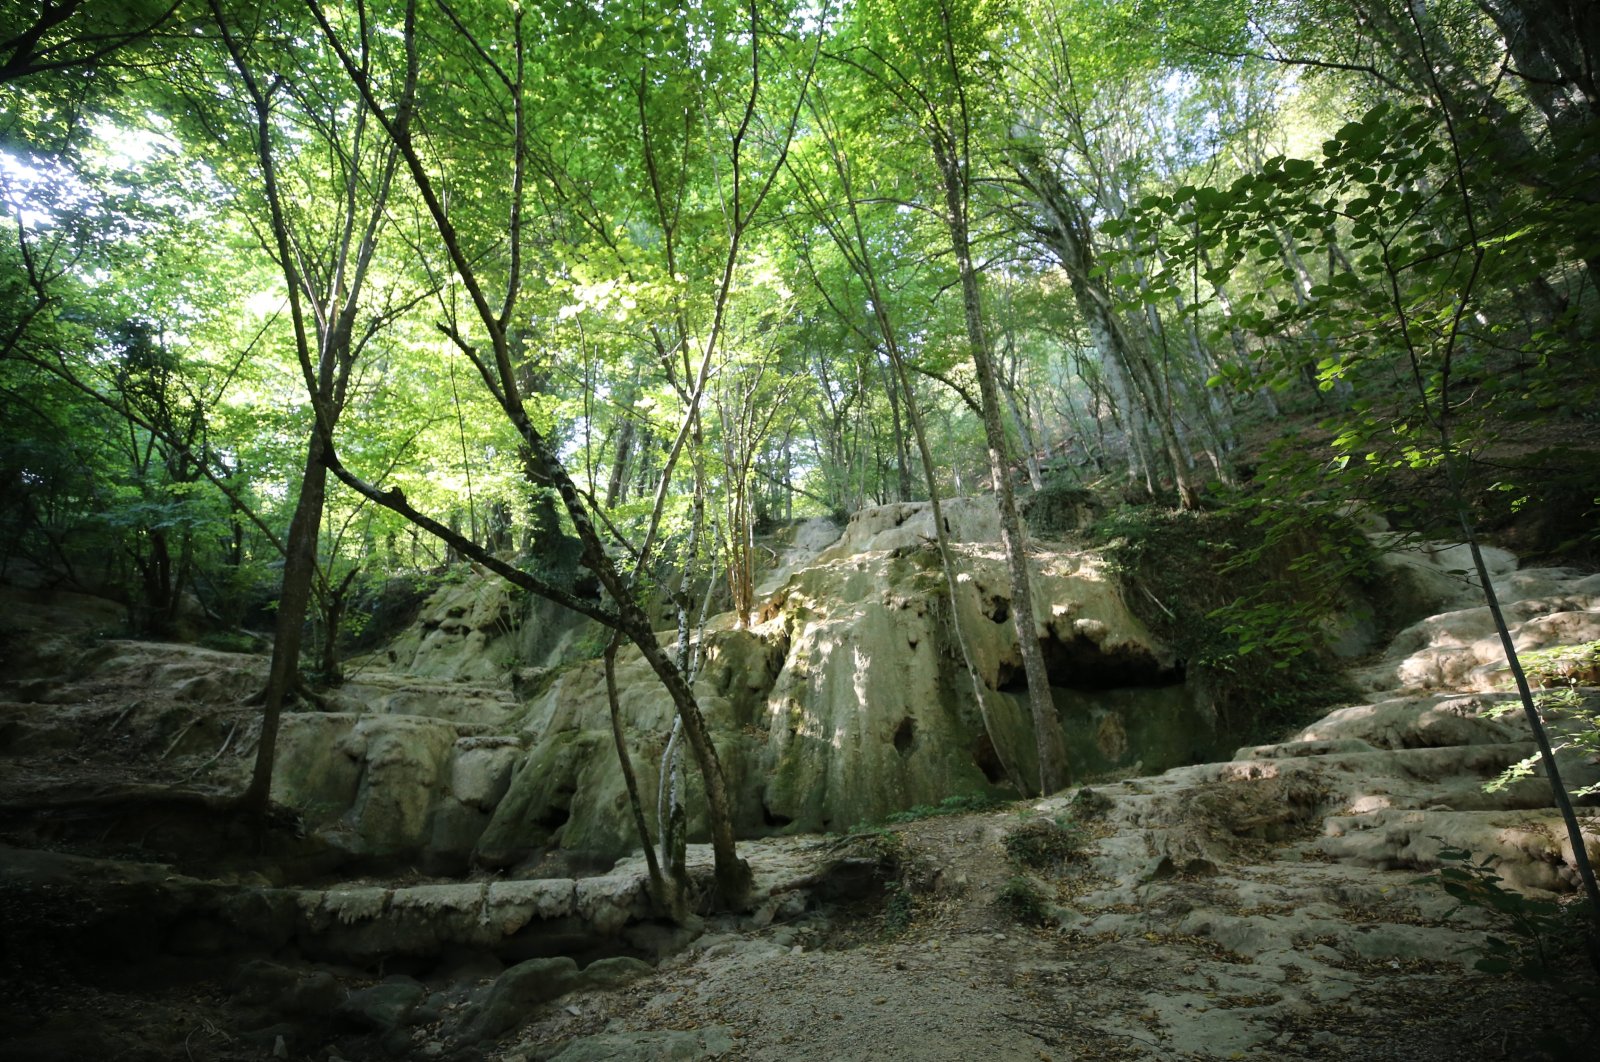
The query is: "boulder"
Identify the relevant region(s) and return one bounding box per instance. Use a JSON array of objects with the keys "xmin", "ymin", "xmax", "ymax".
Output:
[
  {"xmin": 468, "ymin": 956, "xmax": 582, "ymax": 1039},
  {"xmin": 578, "ymin": 955, "xmax": 654, "ymax": 990},
  {"xmin": 382, "ymin": 577, "xmax": 523, "ymax": 683},
  {"xmin": 336, "ymin": 979, "xmax": 426, "ymax": 1033},
  {"xmin": 814, "ymin": 497, "xmax": 1001, "ymax": 561},
  {"xmin": 230, "ymin": 959, "xmax": 344, "ymax": 1019}
]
